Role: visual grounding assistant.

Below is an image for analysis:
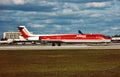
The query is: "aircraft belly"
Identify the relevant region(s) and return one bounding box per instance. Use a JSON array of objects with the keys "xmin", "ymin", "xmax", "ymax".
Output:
[{"xmin": 41, "ymin": 39, "xmax": 111, "ymax": 43}]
